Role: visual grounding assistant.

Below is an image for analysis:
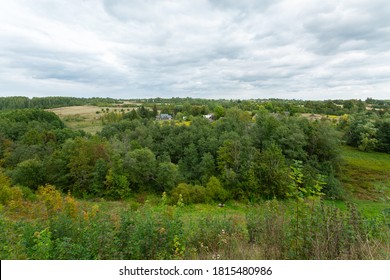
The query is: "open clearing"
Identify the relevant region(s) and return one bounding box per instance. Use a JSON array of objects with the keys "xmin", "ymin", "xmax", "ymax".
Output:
[
  {"xmin": 47, "ymin": 105, "xmax": 133, "ymax": 134},
  {"xmin": 301, "ymin": 113, "xmax": 341, "ymax": 122},
  {"xmin": 48, "ymin": 105, "xmax": 104, "ymax": 117},
  {"xmin": 47, "ymin": 106, "xmax": 103, "ymax": 134}
]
